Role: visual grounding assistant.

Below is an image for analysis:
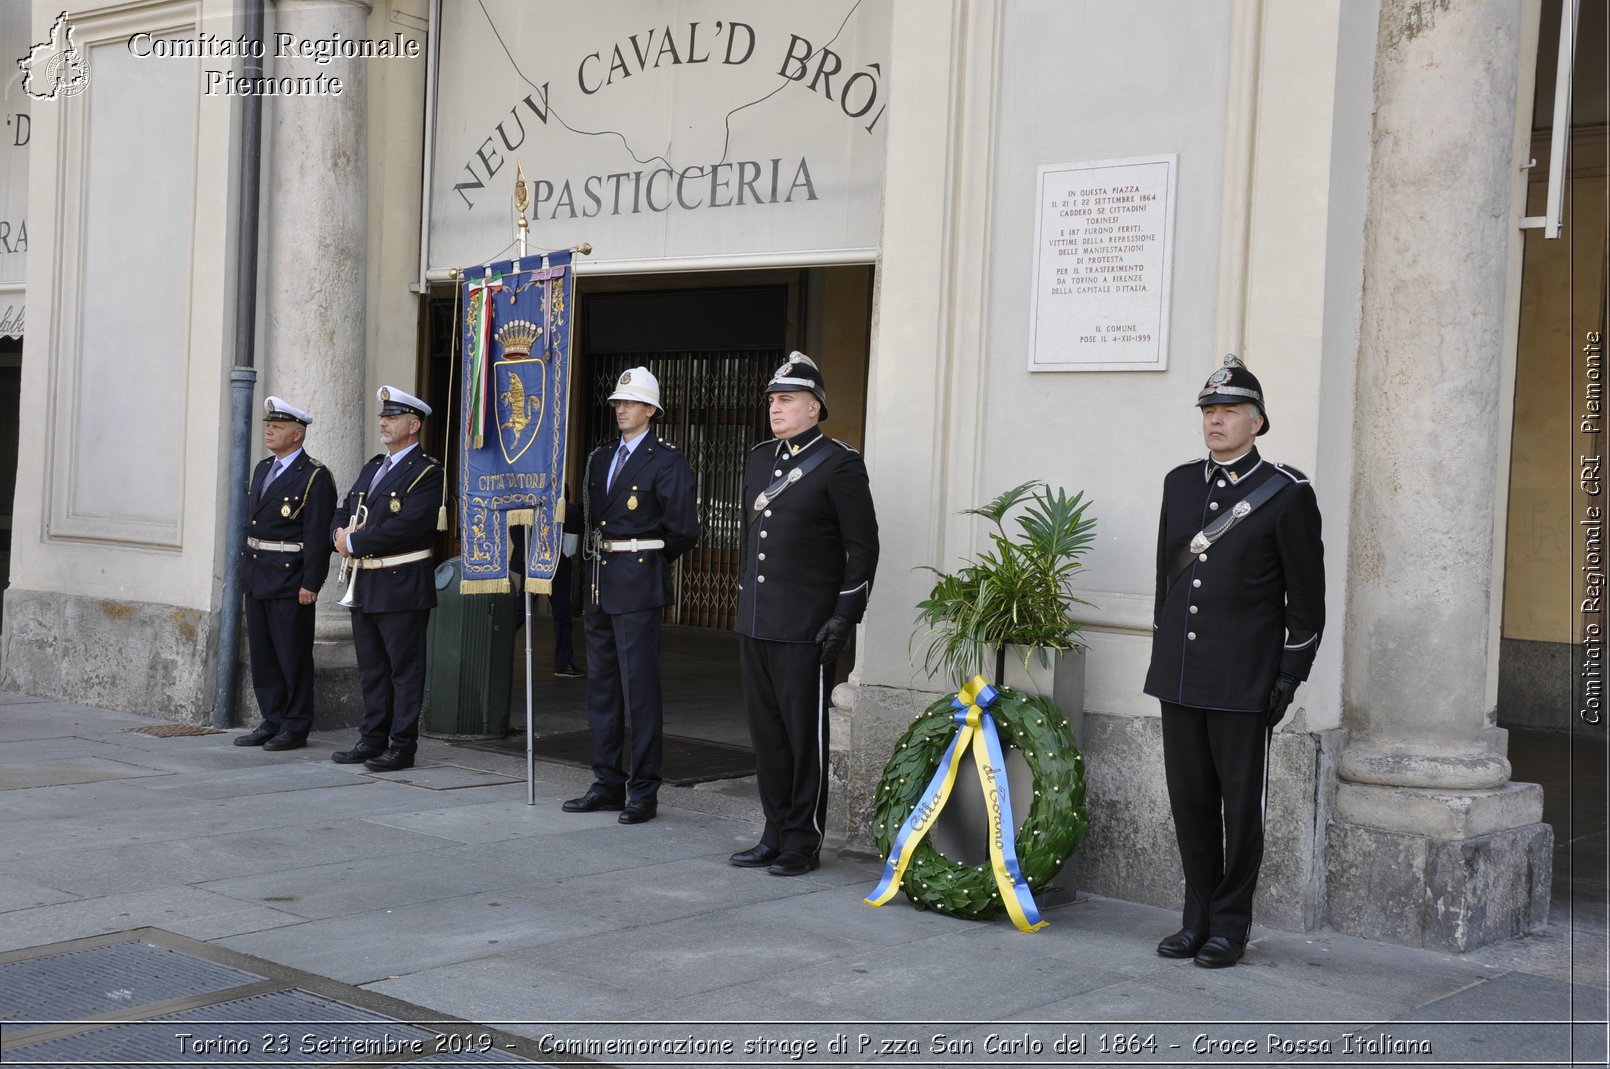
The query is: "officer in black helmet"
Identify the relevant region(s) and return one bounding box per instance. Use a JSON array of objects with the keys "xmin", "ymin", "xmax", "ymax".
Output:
[
  {"xmin": 729, "ymin": 352, "xmax": 880, "ymax": 877},
  {"xmin": 1146, "ymin": 354, "xmax": 1325, "ymax": 968}
]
